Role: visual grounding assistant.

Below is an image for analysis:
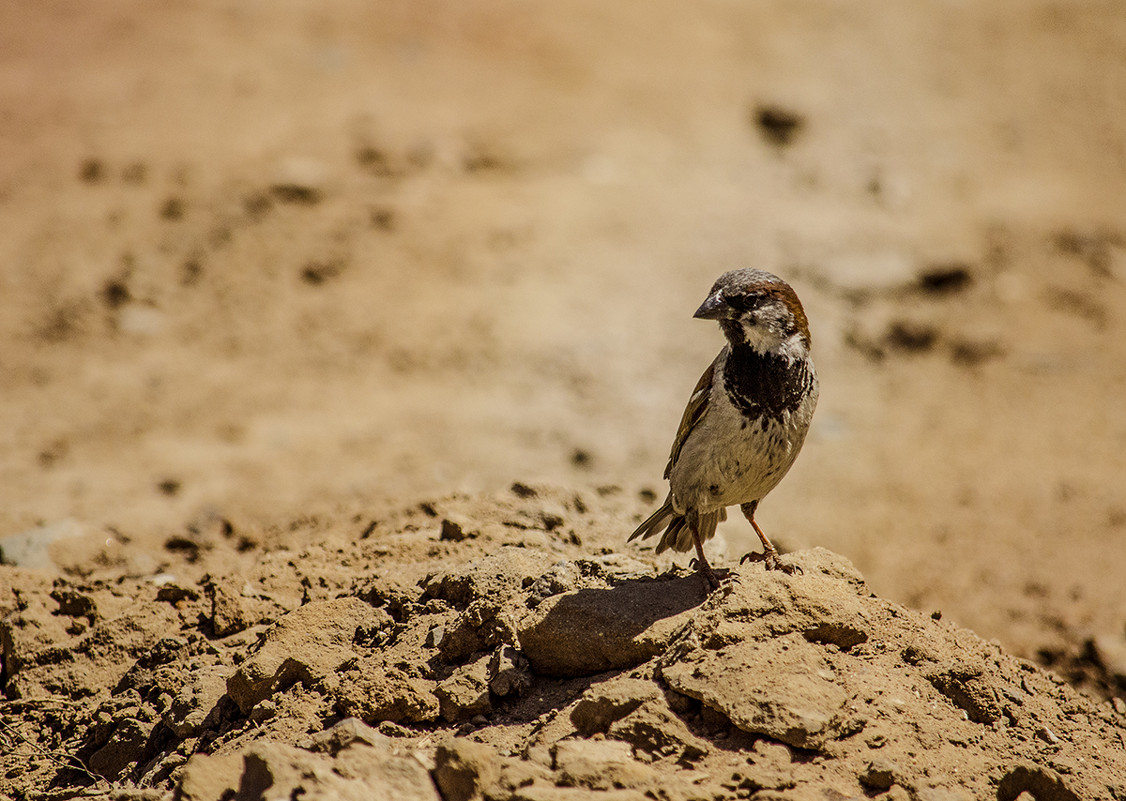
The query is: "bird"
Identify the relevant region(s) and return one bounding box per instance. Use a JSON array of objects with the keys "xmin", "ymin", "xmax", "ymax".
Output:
[{"xmin": 629, "ymin": 268, "xmax": 819, "ymax": 589}]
